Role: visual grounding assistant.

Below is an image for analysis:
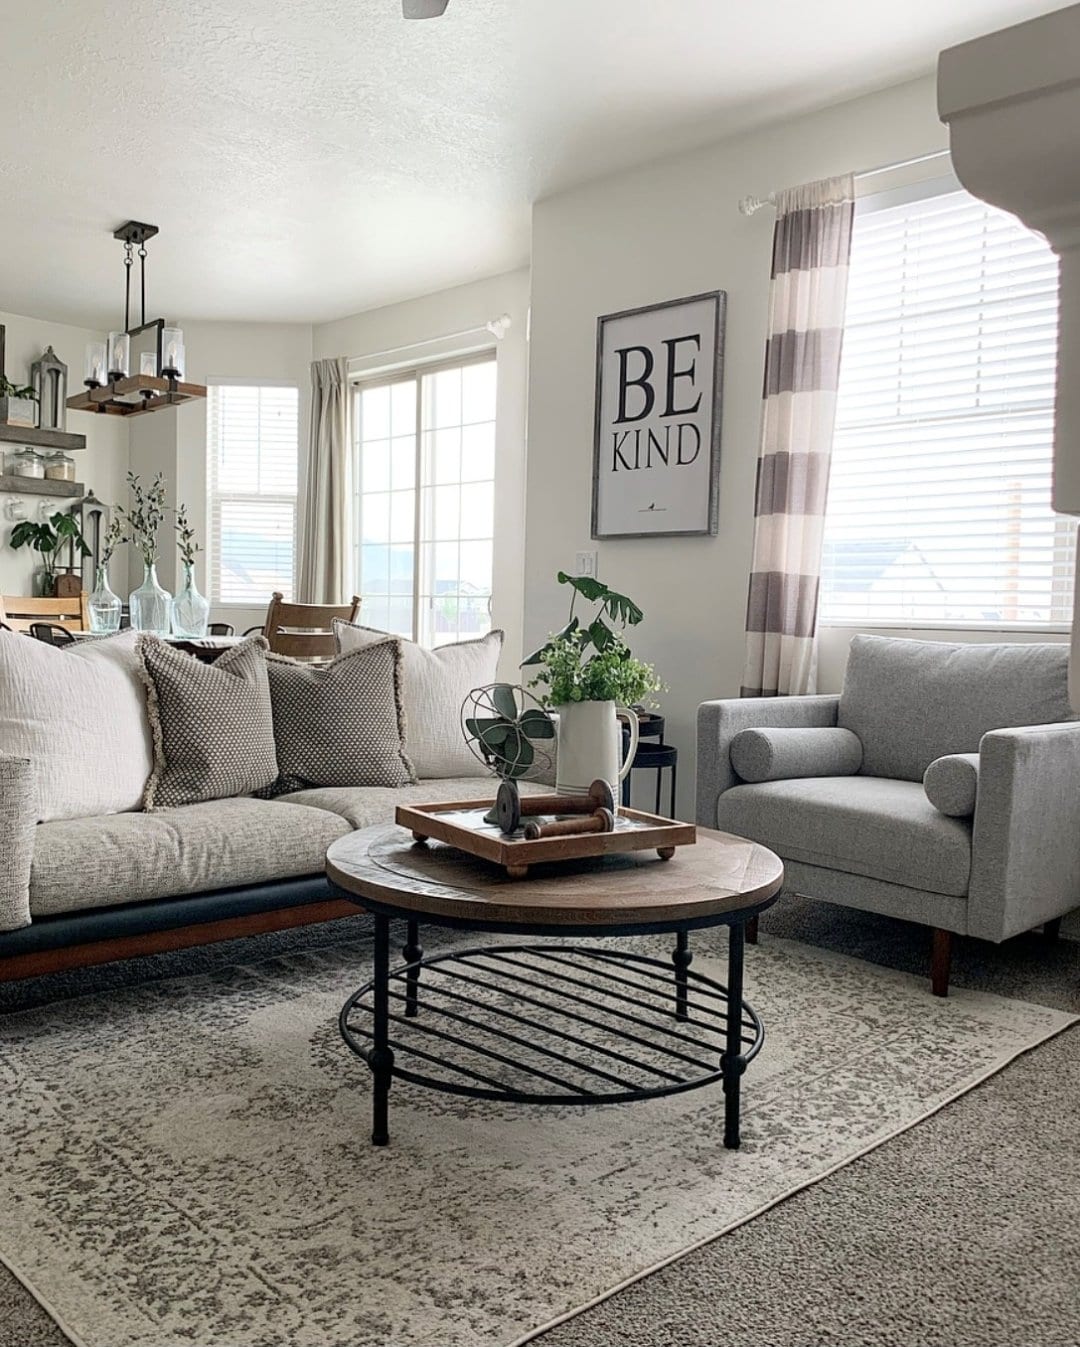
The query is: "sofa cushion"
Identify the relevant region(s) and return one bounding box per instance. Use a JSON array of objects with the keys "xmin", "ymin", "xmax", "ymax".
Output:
[
  {"xmin": 0, "ymin": 628, "xmax": 153, "ymax": 821},
  {"xmin": 29, "ymin": 798, "xmax": 351, "ymax": 917},
  {"xmin": 838, "ymin": 636, "xmax": 1073, "ymax": 781},
  {"xmin": 334, "ymin": 622, "xmax": 502, "ymax": 778},
  {"xmin": 730, "ymin": 727, "xmax": 862, "ymax": 783},
  {"xmin": 715, "ymin": 776, "xmax": 972, "ymax": 896},
  {"xmin": 0, "ymin": 756, "xmax": 34, "ymax": 931},
  {"xmin": 265, "ymin": 641, "xmax": 415, "ymax": 792},
  {"xmin": 279, "ymin": 776, "xmax": 548, "ymax": 830},
  {"xmin": 140, "ymin": 635, "xmax": 278, "ymax": 809},
  {"xmin": 923, "ymin": 753, "xmax": 980, "ymax": 818}
]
